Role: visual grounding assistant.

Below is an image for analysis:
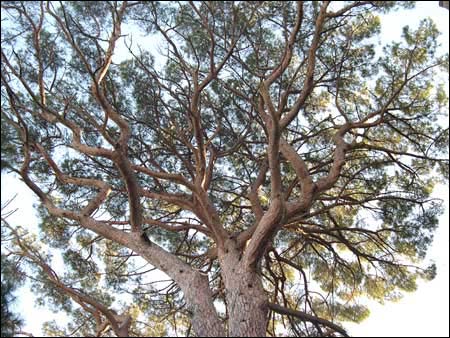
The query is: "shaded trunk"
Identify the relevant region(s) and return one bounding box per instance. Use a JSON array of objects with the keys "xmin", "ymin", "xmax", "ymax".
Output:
[
  {"xmin": 115, "ymin": 321, "xmax": 131, "ymax": 338},
  {"xmin": 219, "ymin": 240, "xmax": 269, "ymax": 337},
  {"xmin": 179, "ymin": 272, "xmax": 225, "ymax": 337},
  {"xmin": 122, "ymin": 234, "xmax": 225, "ymax": 337}
]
